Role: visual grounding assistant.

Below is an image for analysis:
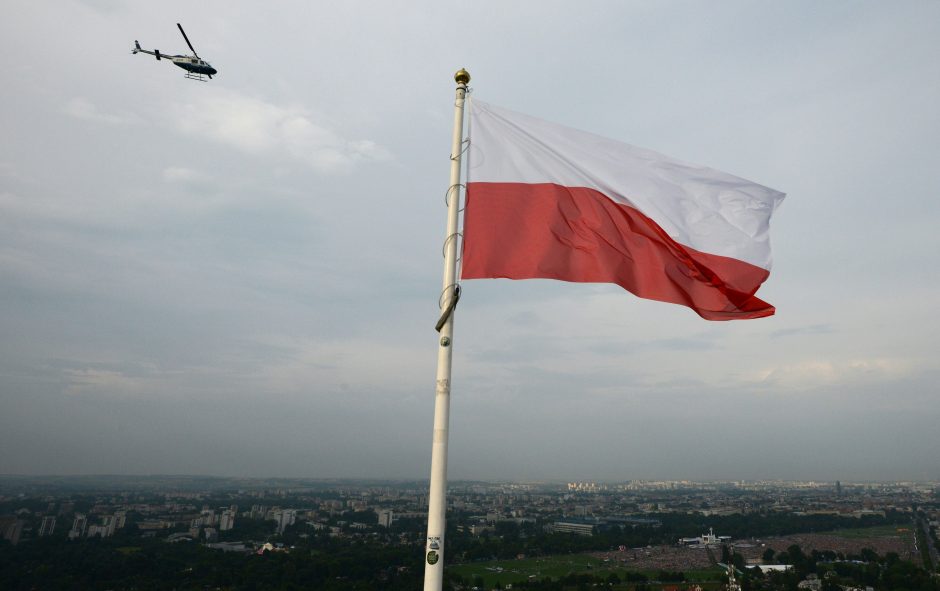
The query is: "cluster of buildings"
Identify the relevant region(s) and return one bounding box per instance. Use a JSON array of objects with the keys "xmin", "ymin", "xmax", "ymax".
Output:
[
  {"xmin": 0, "ymin": 509, "xmax": 129, "ymax": 544},
  {"xmin": 0, "ymin": 478, "xmax": 937, "ymax": 553},
  {"xmin": 67, "ymin": 511, "xmax": 127, "ymax": 539},
  {"xmin": 185, "ymin": 505, "xmax": 238, "ymax": 542},
  {"xmin": 567, "ymin": 482, "xmax": 604, "ymax": 492}
]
